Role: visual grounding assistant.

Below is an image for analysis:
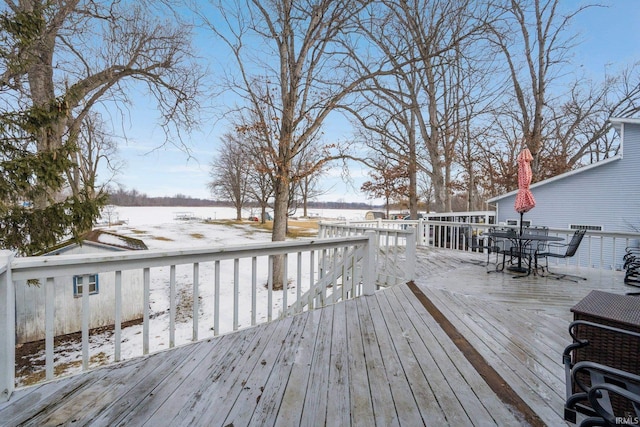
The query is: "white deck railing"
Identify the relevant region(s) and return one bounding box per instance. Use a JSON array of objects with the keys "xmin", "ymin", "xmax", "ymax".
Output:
[
  {"xmin": 0, "ymin": 231, "xmax": 416, "ymax": 401},
  {"xmin": 318, "ymin": 223, "xmax": 416, "ymax": 287},
  {"xmin": 327, "ymin": 219, "xmax": 640, "ymax": 271}
]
